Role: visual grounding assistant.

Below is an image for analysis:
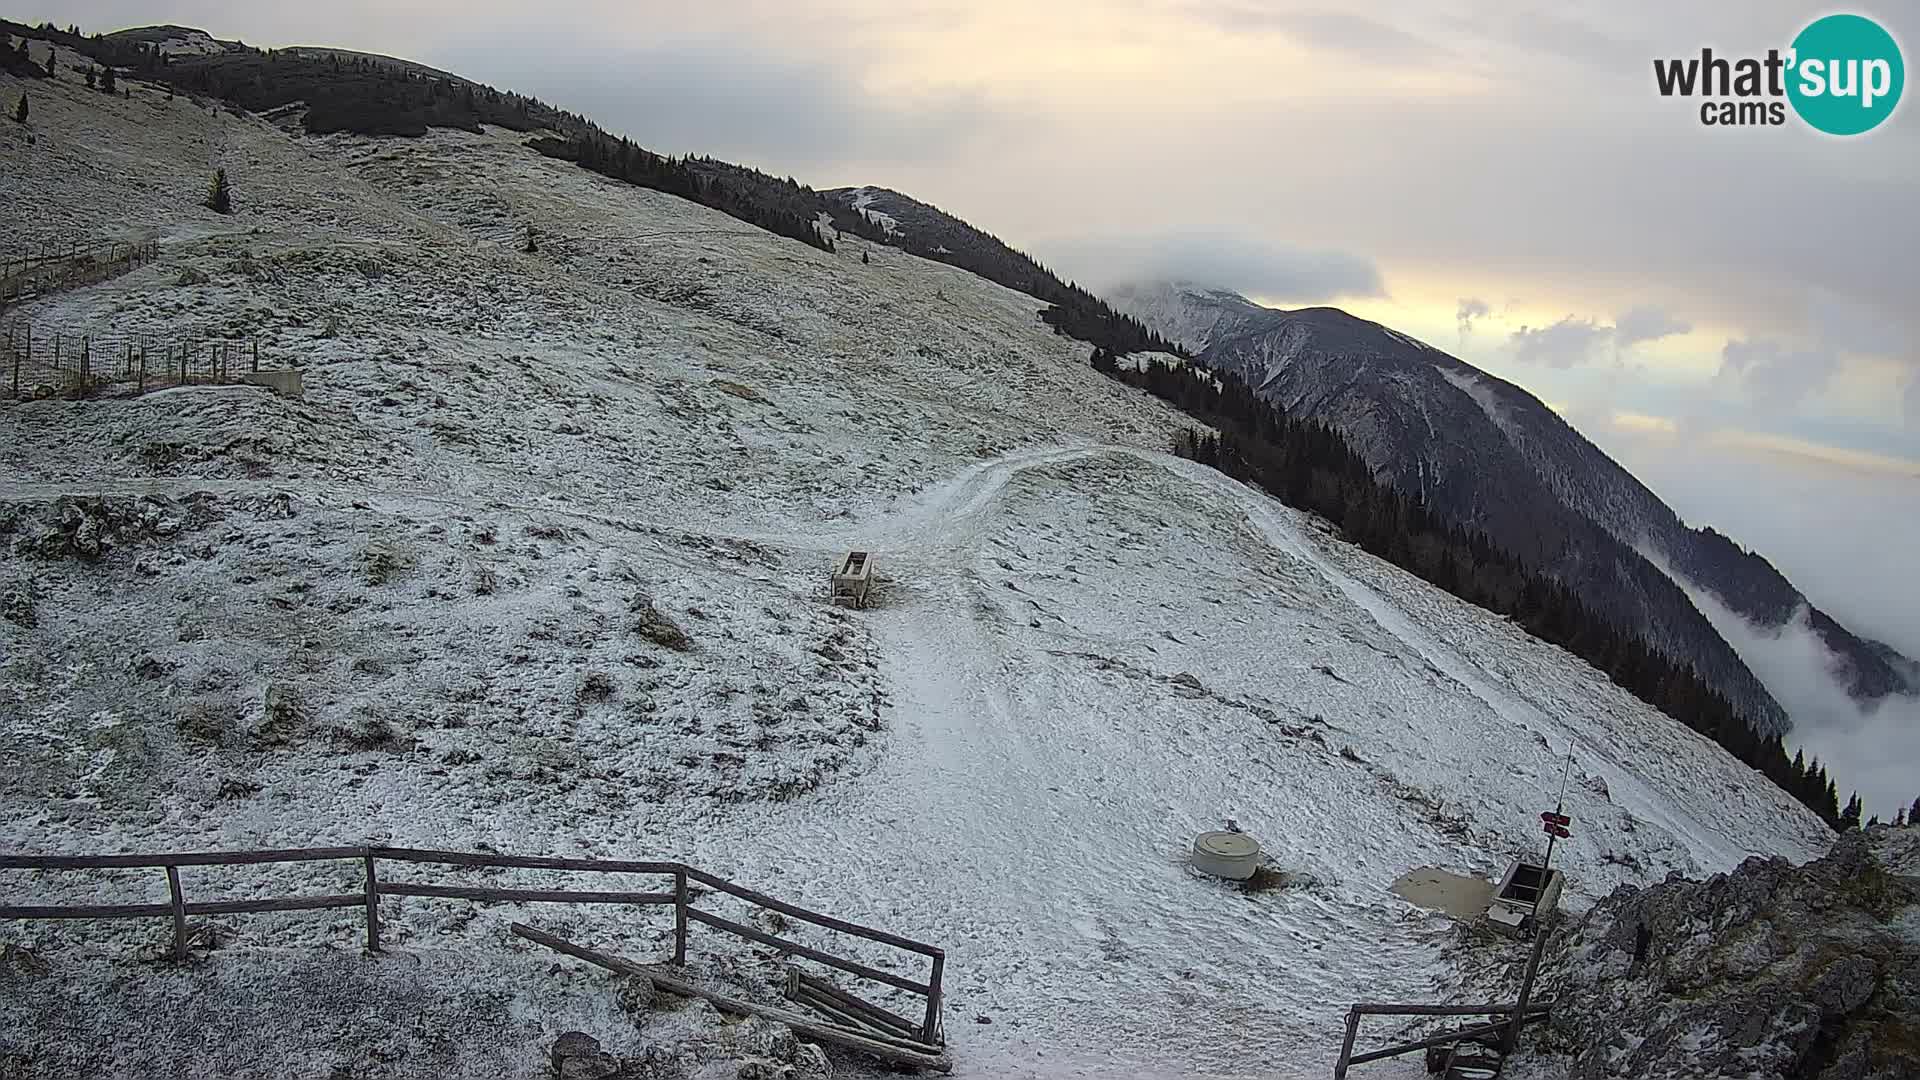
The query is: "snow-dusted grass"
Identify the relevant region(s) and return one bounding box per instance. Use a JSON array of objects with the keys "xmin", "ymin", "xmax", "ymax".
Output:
[{"xmin": 0, "ymin": 60, "xmax": 1833, "ymax": 1079}]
